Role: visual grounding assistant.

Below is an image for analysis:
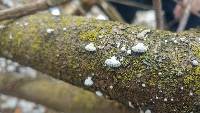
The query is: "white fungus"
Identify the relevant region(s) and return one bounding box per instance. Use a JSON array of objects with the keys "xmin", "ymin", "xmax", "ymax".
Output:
[
  {"xmin": 132, "ymin": 43, "xmax": 148, "ymax": 53},
  {"xmin": 191, "ymin": 59, "xmax": 198, "ymax": 66},
  {"xmin": 85, "ymin": 43, "xmax": 97, "ymax": 52},
  {"xmin": 171, "ymin": 98, "xmax": 174, "ymax": 101},
  {"xmin": 63, "ymin": 27, "xmax": 67, "ymax": 31},
  {"xmin": 46, "ymin": 28, "xmax": 54, "ymax": 33},
  {"xmin": 95, "ymin": 91, "xmax": 103, "ymax": 96},
  {"xmin": 155, "ymin": 96, "xmax": 159, "ymax": 99},
  {"xmin": 128, "ymin": 101, "xmax": 134, "ymax": 108},
  {"xmin": 84, "ymin": 77, "xmax": 94, "ymax": 86},
  {"xmin": 49, "ymin": 7, "xmax": 61, "ymax": 16},
  {"xmin": 105, "ymin": 56, "xmax": 121, "ymax": 68},
  {"xmin": 120, "ymin": 46, "xmax": 126, "ymax": 52},
  {"xmin": 109, "ymin": 85, "xmax": 113, "ymax": 89},
  {"xmin": 127, "ymin": 49, "xmax": 132, "ymax": 55},
  {"xmin": 164, "ymin": 98, "xmax": 167, "ymax": 102},
  {"xmin": 180, "ymin": 86, "xmax": 184, "ymax": 90},
  {"xmin": 142, "ymin": 83, "xmax": 146, "ymax": 87},
  {"xmin": 145, "ymin": 109, "xmax": 151, "ymax": 113},
  {"xmin": 24, "ymin": 22, "xmax": 29, "ymax": 26},
  {"xmin": 189, "ymin": 91, "xmax": 193, "ymax": 96}
]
